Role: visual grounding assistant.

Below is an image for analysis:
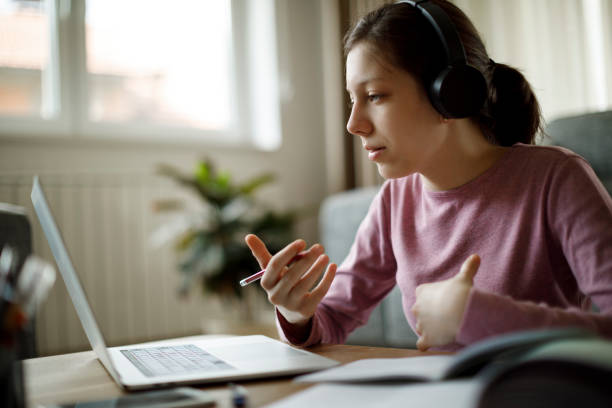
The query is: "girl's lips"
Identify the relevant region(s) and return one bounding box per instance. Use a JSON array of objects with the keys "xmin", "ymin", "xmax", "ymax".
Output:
[{"xmin": 367, "ymin": 147, "xmax": 386, "ymax": 161}]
